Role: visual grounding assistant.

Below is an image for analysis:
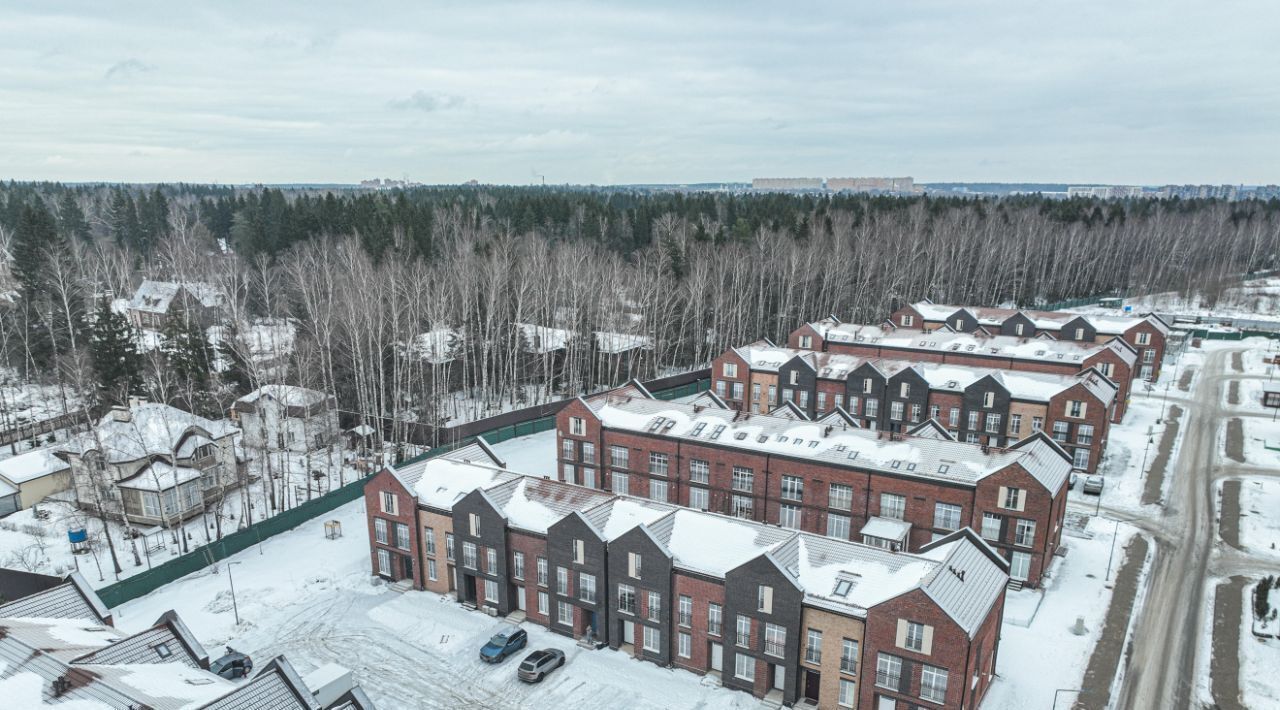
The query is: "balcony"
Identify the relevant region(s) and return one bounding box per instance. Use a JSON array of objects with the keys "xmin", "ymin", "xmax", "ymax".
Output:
[
  {"xmin": 804, "ymin": 648, "xmax": 822, "ymax": 665},
  {"xmin": 840, "ymin": 657, "xmax": 856, "ymax": 675},
  {"xmin": 708, "ymin": 621, "xmax": 722, "ymax": 636},
  {"xmin": 764, "ymin": 641, "xmax": 785, "ymax": 658},
  {"xmin": 678, "ymin": 612, "xmax": 692, "ymax": 627},
  {"xmin": 875, "ymin": 671, "xmax": 900, "ymax": 689},
  {"xmin": 736, "ymin": 633, "xmax": 750, "ymax": 648}
]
